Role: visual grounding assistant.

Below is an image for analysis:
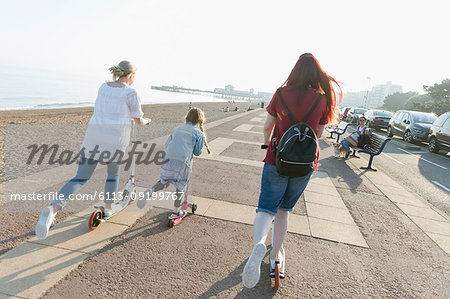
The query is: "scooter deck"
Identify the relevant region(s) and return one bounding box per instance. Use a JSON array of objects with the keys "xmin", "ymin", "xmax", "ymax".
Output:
[
  {"xmin": 89, "ymin": 200, "xmax": 132, "ymax": 230},
  {"xmin": 166, "ymin": 202, "xmax": 197, "ymax": 228}
]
